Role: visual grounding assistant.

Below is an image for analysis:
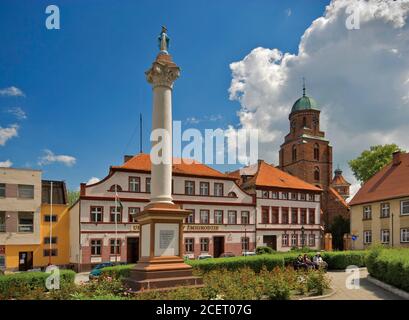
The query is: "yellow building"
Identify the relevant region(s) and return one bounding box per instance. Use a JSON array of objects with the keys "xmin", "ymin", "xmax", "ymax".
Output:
[
  {"xmin": 350, "ymin": 151, "xmax": 409, "ymax": 249},
  {"xmin": 0, "ymin": 168, "xmax": 70, "ymax": 271}
]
